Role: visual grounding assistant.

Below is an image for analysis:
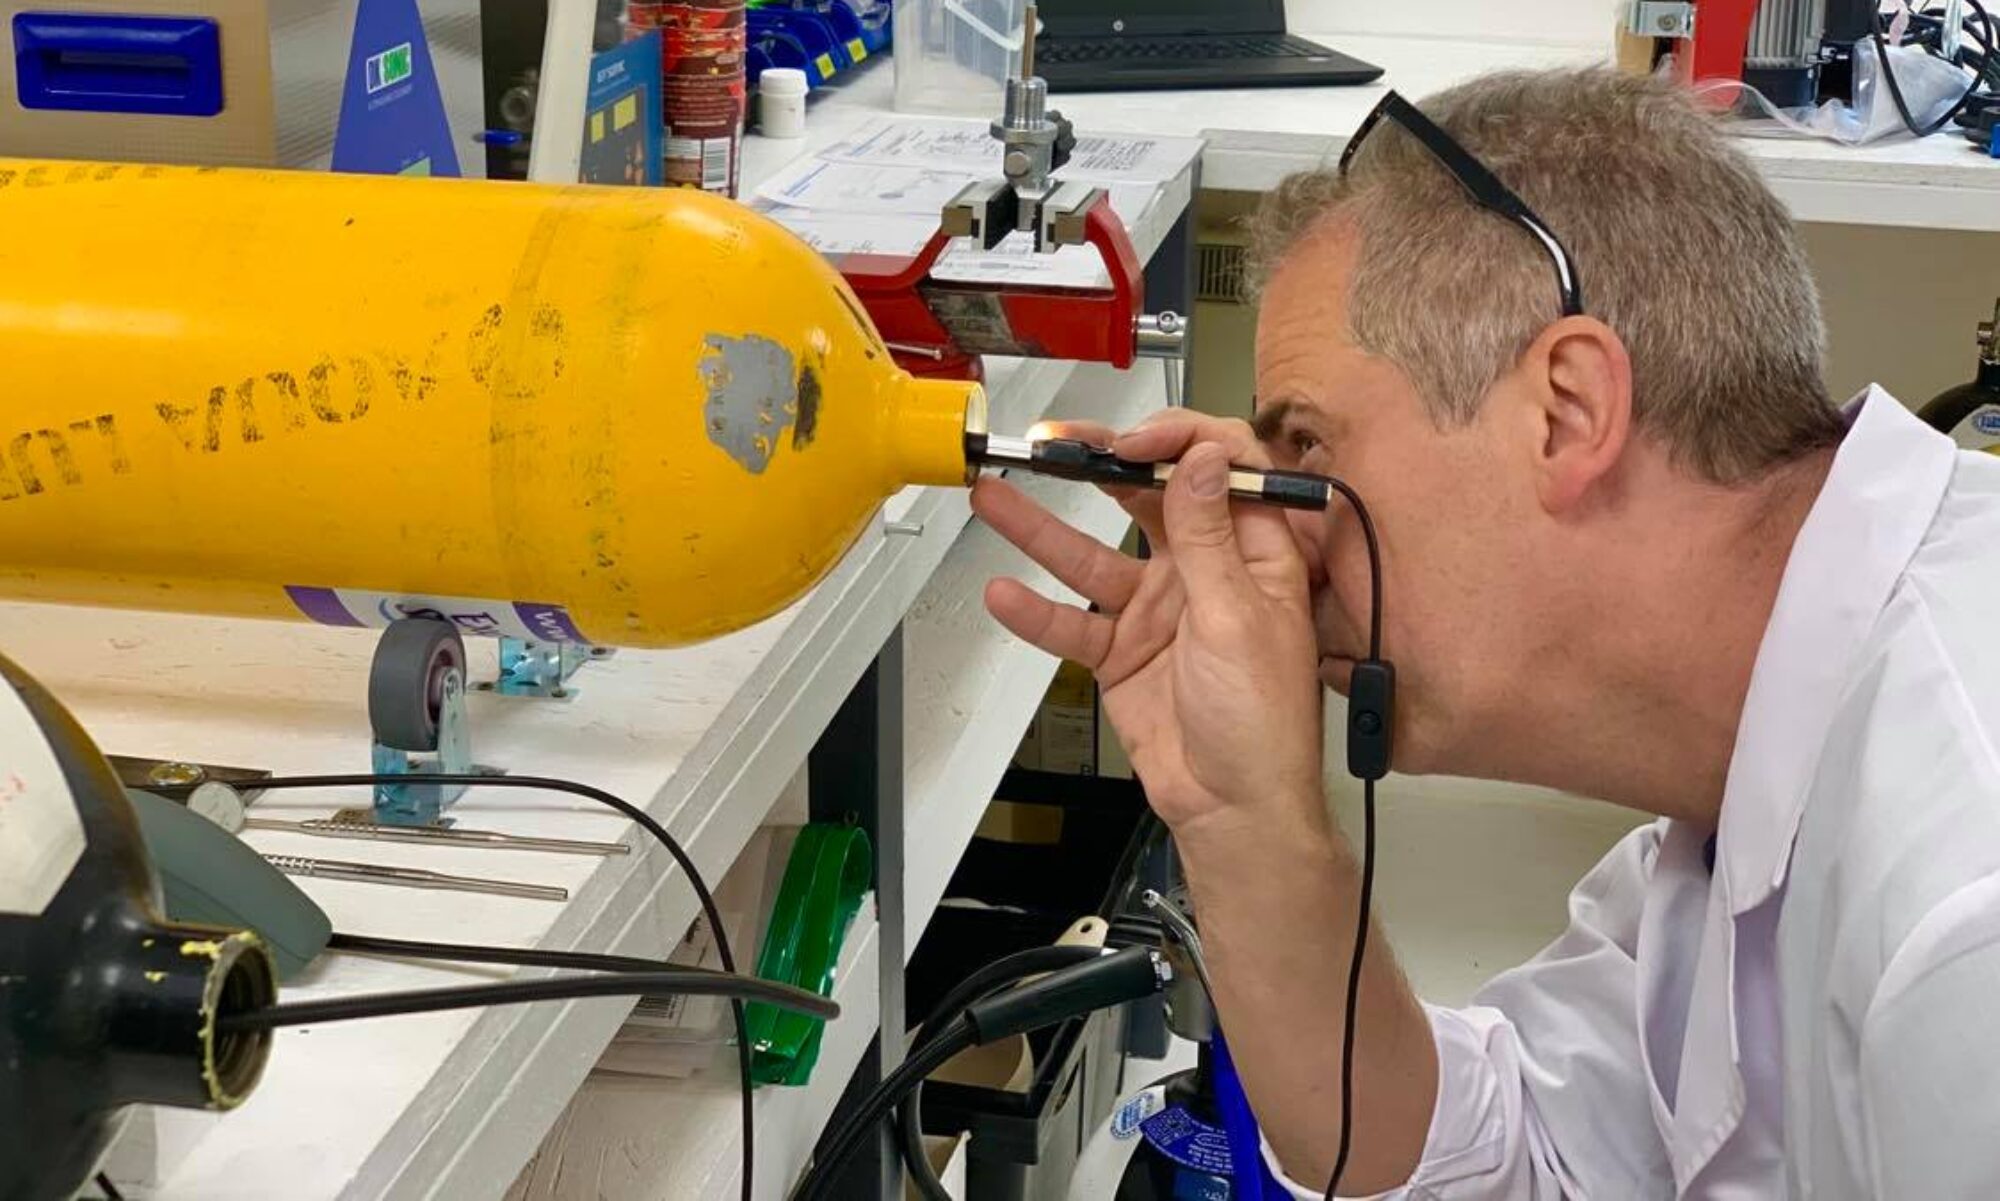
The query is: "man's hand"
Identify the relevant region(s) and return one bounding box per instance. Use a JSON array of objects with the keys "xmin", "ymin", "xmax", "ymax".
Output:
[{"xmin": 975, "ymin": 414, "xmax": 1326, "ymax": 833}]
